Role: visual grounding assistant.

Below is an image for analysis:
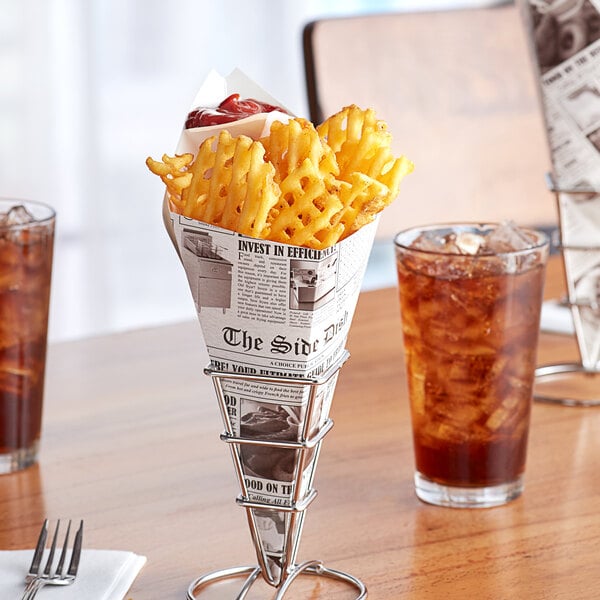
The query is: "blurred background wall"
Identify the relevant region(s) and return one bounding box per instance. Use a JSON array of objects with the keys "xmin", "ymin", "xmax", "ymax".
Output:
[{"xmin": 0, "ymin": 0, "xmax": 508, "ymax": 341}]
